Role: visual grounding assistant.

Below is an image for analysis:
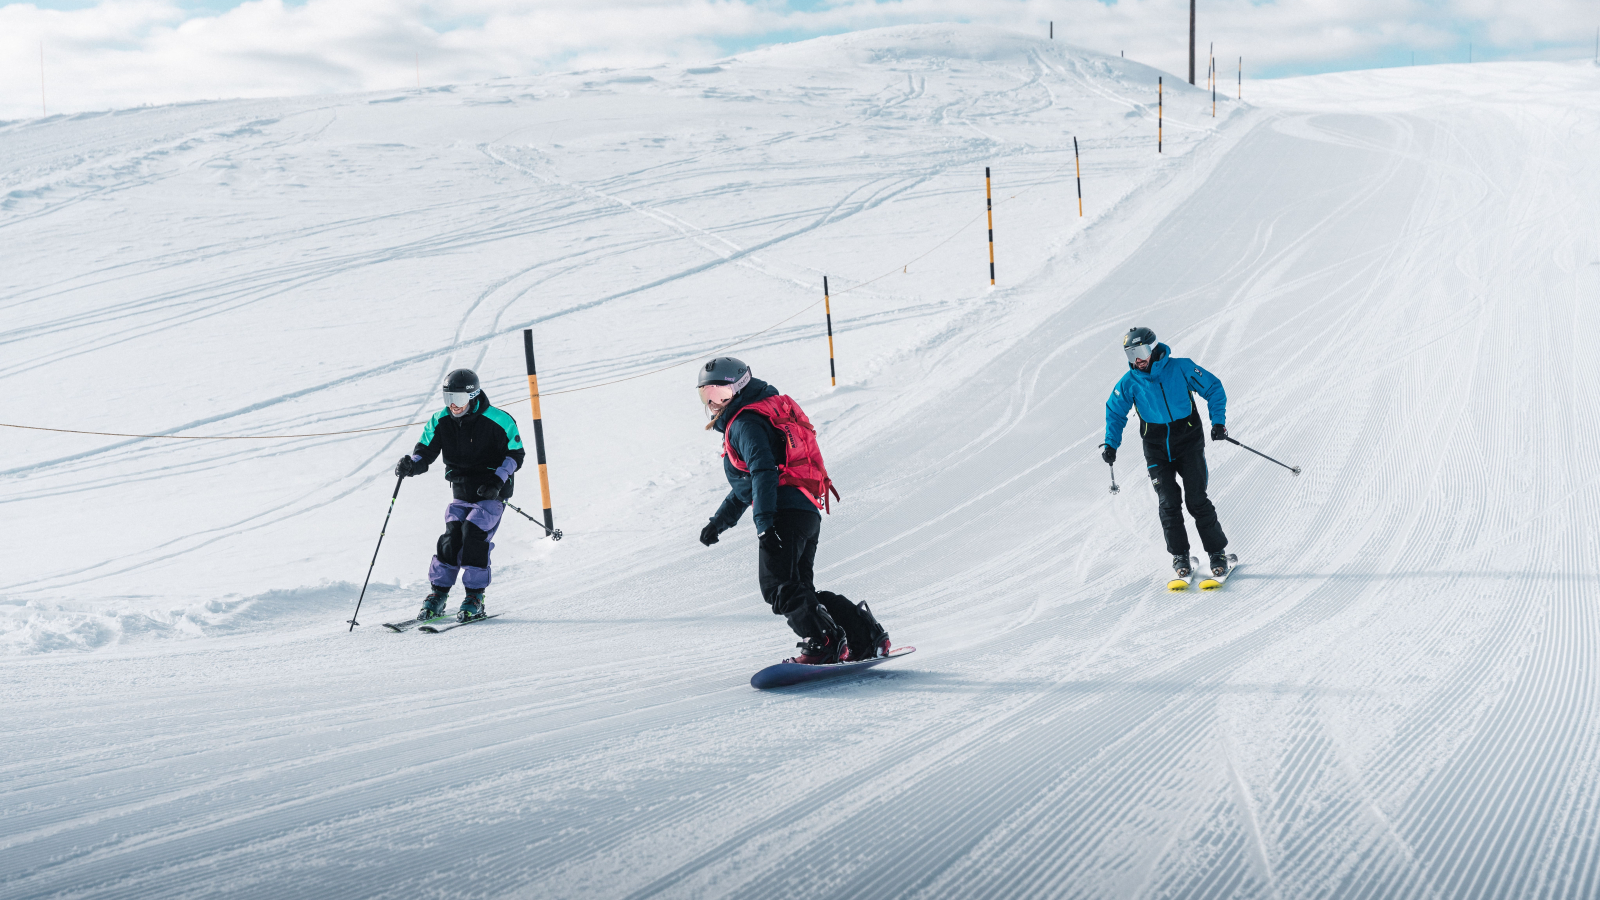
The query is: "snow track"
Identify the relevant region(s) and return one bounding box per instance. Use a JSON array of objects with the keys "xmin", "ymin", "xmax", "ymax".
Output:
[{"xmin": 3, "ymin": 29, "xmax": 1599, "ymax": 899}]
